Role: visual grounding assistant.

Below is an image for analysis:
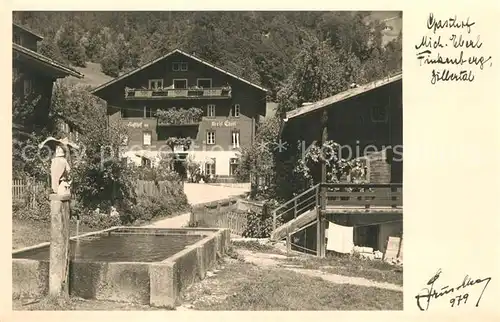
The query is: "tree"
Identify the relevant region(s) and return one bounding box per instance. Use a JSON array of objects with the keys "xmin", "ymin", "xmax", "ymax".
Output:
[
  {"xmin": 51, "ymin": 81, "xmax": 134, "ymax": 211},
  {"xmin": 39, "ymin": 37, "xmax": 67, "ymax": 64},
  {"xmin": 56, "ymin": 23, "xmax": 87, "ymax": 67},
  {"xmin": 100, "ymin": 43, "xmax": 121, "ymax": 77},
  {"xmin": 235, "ymin": 116, "xmax": 281, "ymax": 200},
  {"xmin": 12, "ymin": 73, "xmax": 60, "ymax": 181},
  {"xmin": 277, "ymin": 38, "xmax": 346, "ymax": 115}
]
